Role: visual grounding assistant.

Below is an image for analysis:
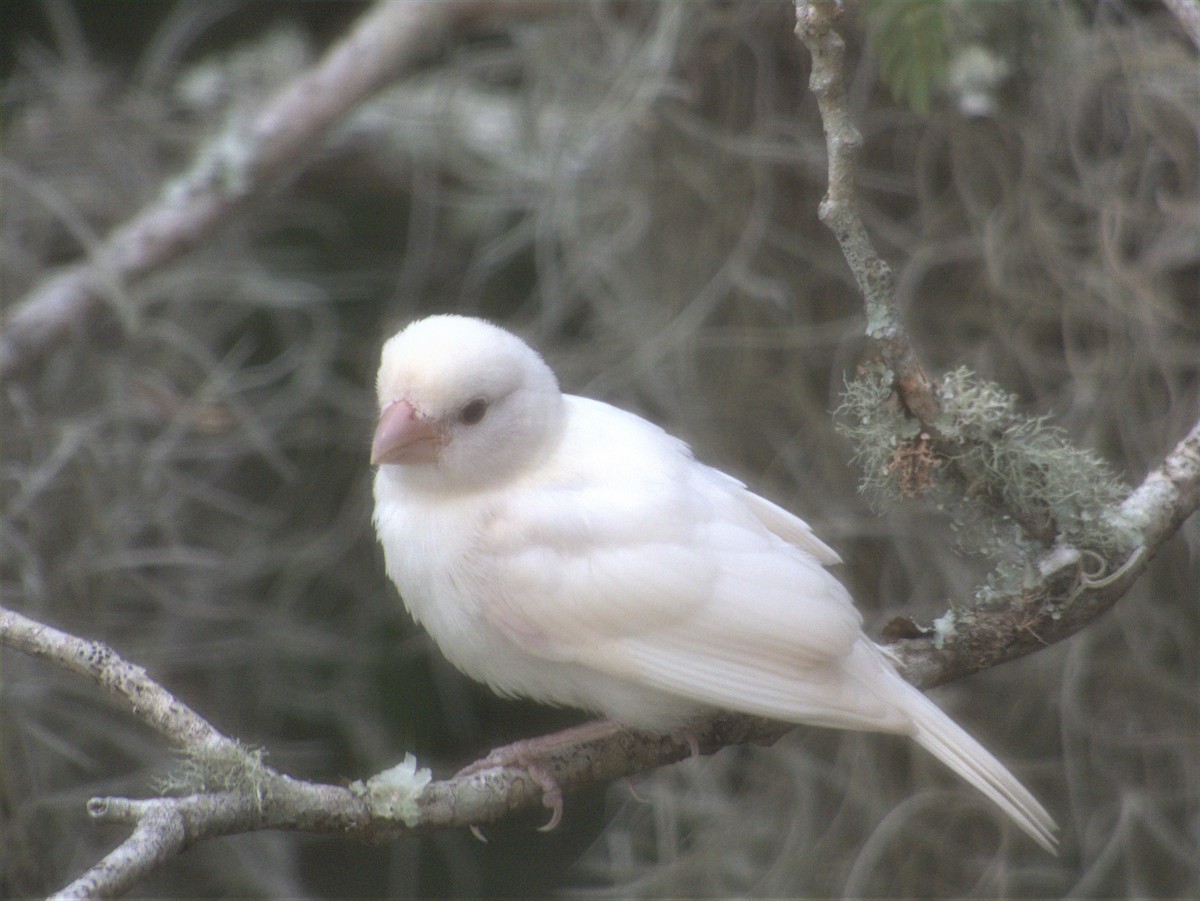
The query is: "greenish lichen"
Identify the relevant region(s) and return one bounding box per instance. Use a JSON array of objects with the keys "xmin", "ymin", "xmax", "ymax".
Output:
[
  {"xmin": 865, "ymin": 298, "xmax": 900, "ymax": 340},
  {"xmin": 837, "ymin": 366, "xmax": 1131, "ymax": 603},
  {"xmin": 935, "ymin": 367, "xmax": 1129, "ymax": 554},
  {"xmin": 931, "ymin": 609, "xmax": 958, "ymax": 649},
  {"xmin": 836, "ymin": 362, "xmax": 916, "ymax": 500},
  {"xmin": 155, "ymin": 741, "xmax": 272, "ymax": 810},
  {"xmin": 349, "ymin": 753, "xmax": 432, "ymax": 827}
]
